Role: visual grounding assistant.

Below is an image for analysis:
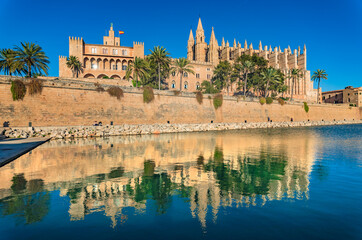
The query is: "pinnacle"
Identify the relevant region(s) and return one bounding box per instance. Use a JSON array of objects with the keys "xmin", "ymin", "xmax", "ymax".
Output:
[{"xmin": 197, "ymin": 17, "xmax": 203, "ymax": 31}]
